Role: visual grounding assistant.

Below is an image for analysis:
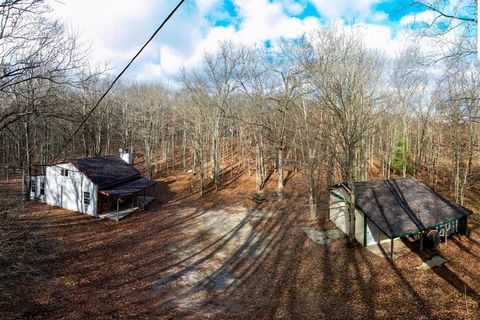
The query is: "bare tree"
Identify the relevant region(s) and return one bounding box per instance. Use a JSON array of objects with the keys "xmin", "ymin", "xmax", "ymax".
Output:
[
  {"xmin": 297, "ymin": 26, "xmax": 385, "ymax": 241},
  {"xmin": 407, "ymin": 0, "xmax": 477, "ymax": 61}
]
